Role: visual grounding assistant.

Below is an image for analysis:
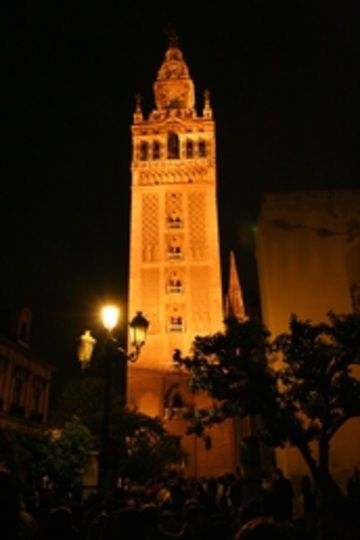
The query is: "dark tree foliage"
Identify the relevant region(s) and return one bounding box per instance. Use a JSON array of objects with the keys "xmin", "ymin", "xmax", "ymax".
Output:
[
  {"xmin": 174, "ymin": 317, "xmax": 277, "ymax": 434},
  {"xmin": 175, "ymin": 312, "xmax": 360, "ymax": 501},
  {"xmin": 269, "ymin": 312, "xmax": 360, "ymax": 499},
  {"xmin": 52, "ymin": 376, "xmax": 184, "ymax": 483},
  {"xmin": 0, "ymin": 416, "xmax": 92, "ymax": 495}
]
